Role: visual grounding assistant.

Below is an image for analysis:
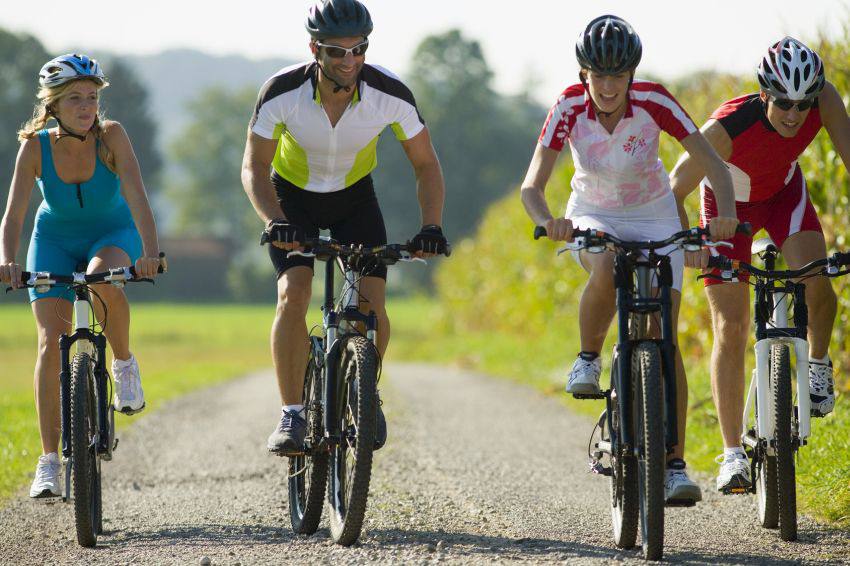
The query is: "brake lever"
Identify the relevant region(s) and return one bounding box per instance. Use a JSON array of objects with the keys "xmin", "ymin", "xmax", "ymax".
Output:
[{"xmin": 286, "ymin": 250, "xmax": 316, "ymax": 258}]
